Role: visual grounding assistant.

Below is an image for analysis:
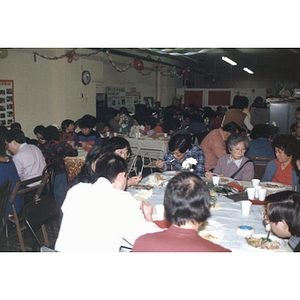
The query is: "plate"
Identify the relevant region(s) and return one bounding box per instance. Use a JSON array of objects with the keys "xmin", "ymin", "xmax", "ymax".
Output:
[
  {"xmin": 219, "ymin": 177, "xmax": 234, "ymax": 185},
  {"xmin": 198, "ymin": 220, "xmax": 223, "ymax": 232},
  {"xmin": 260, "ymin": 182, "xmax": 285, "ymax": 191},
  {"xmin": 249, "ymin": 199, "xmax": 267, "ymax": 205},
  {"xmin": 163, "ymin": 171, "xmax": 180, "ymax": 176},
  {"xmin": 244, "ymin": 233, "xmax": 286, "ymax": 251}
]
